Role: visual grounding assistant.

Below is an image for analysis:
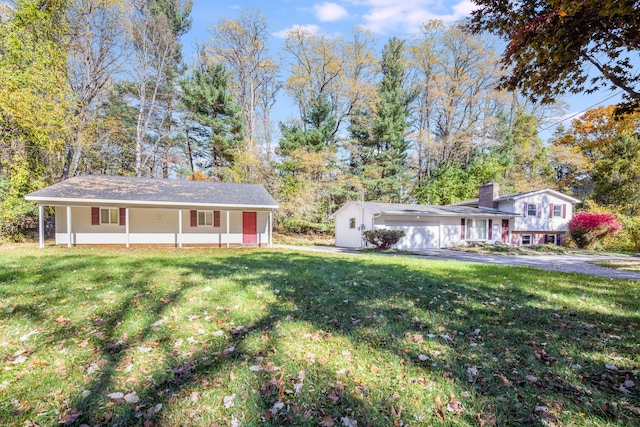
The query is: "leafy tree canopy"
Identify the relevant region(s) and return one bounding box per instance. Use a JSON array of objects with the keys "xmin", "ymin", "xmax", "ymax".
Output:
[{"xmin": 466, "ymin": 0, "xmax": 640, "ymax": 110}]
